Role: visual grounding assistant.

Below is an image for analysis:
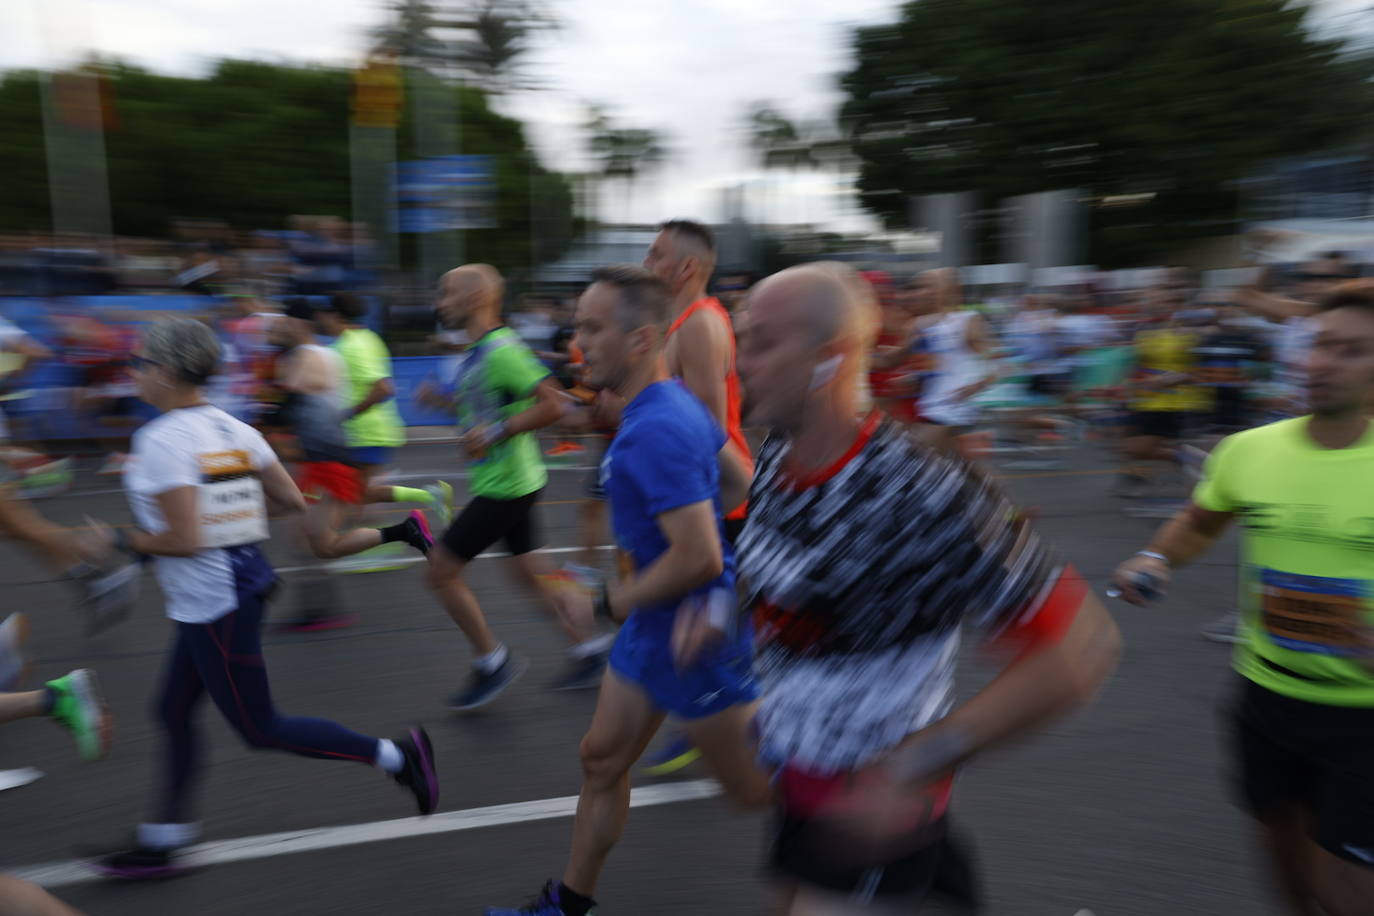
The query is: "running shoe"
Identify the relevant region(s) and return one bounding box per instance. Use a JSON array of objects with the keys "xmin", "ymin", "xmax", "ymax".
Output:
[
  {"xmin": 327, "ymin": 541, "xmax": 415, "ymax": 574},
  {"xmin": 549, "ymin": 653, "xmax": 606, "ymax": 692},
  {"xmin": 81, "ymin": 560, "xmax": 142, "ymax": 634},
  {"xmin": 402, "ymin": 509, "xmax": 434, "ymax": 554},
  {"xmin": 449, "ymin": 656, "xmax": 527, "ymax": 711},
  {"xmin": 92, "ymin": 844, "xmax": 189, "ymax": 880},
  {"xmin": 563, "ymin": 563, "xmax": 603, "ymax": 590},
  {"xmin": 0, "ymin": 613, "xmax": 31, "ymax": 692},
  {"xmin": 46, "ymin": 669, "xmax": 111, "ymax": 761},
  {"xmin": 486, "ymin": 880, "xmax": 587, "ymax": 916},
  {"xmin": 424, "ymin": 480, "xmax": 455, "ymax": 529},
  {"xmin": 19, "ymin": 457, "xmax": 73, "ymax": 499},
  {"xmin": 392, "ymin": 726, "xmax": 439, "ymax": 816},
  {"xmin": 639, "ymin": 732, "xmax": 701, "ymax": 776},
  {"xmin": 97, "ymin": 452, "xmax": 127, "ymax": 477},
  {"xmin": 544, "ymin": 441, "xmax": 585, "ymax": 457},
  {"xmin": 1200, "ymin": 610, "xmax": 1242, "ymax": 644}
]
